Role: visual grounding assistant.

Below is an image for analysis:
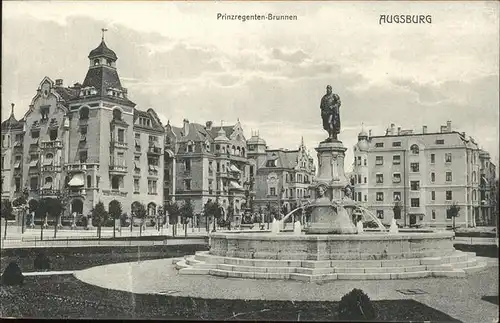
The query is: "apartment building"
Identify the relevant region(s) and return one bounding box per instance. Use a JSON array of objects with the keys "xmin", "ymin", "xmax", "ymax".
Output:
[
  {"xmin": 352, "ymin": 121, "xmax": 493, "ymax": 228},
  {"xmin": 1, "ymin": 38, "xmax": 164, "ymax": 220}
]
